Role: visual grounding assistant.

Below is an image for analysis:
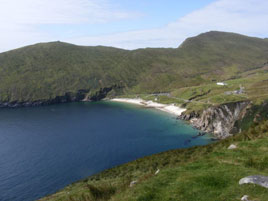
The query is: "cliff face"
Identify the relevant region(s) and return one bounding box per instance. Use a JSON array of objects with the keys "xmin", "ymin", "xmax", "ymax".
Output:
[
  {"xmin": 0, "ymin": 89, "xmax": 90, "ymax": 108},
  {"xmin": 0, "ymin": 85, "xmax": 120, "ymax": 108},
  {"xmin": 179, "ymin": 101, "xmax": 251, "ymax": 139}
]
